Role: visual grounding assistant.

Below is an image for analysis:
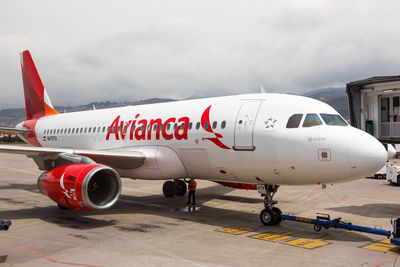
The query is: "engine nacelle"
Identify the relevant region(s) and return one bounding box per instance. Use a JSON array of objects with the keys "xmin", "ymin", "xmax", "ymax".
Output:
[{"xmin": 37, "ymin": 164, "xmax": 121, "ymax": 211}]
